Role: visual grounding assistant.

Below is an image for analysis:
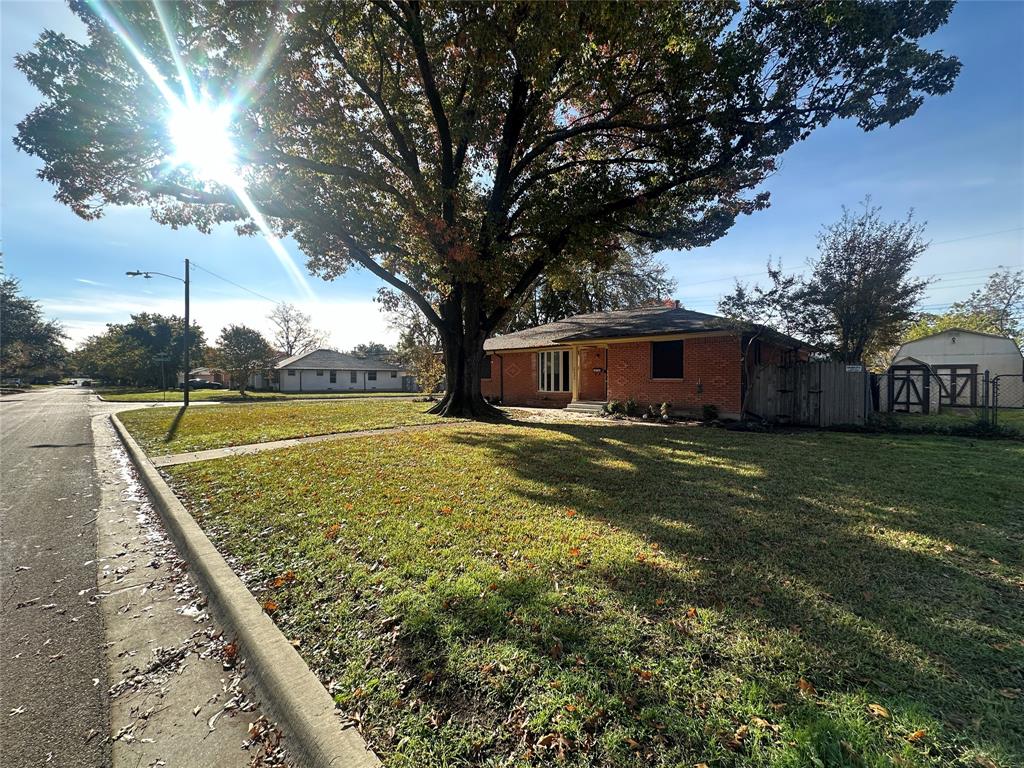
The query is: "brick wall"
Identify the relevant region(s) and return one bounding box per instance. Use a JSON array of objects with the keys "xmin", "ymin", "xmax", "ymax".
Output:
[
  {"xmin": 481, "ymin": 335, "xmax": 745, "ymax": 415},
  {"xmin": 481, "ymin": 351, "xmax": 573, "ymax": 408},
  {"xmin": 606, "ymin": 335, "xmax": 742, "ymax": 416}
]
